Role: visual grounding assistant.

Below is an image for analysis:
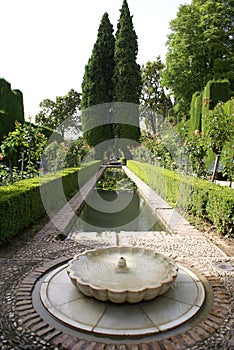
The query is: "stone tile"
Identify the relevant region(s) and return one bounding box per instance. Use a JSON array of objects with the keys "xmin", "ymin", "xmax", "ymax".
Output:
[
  {"xmin": 94, "ymin": 303, "xmax": 159, "ymax": 336},
  {"xmin": 141, "ymin": 296, "xmax": 200, "ymax": 331},
  {"xmin": 175, "ymin": 268, "xmax": 198, "ymax": 283},
  {"xmin": 52, "ymin": 296, "xmax": 107, "ymax": 332},
  {"xmin": 164, "ymin": 281, "xmax": 204, "ymax": 307}
]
